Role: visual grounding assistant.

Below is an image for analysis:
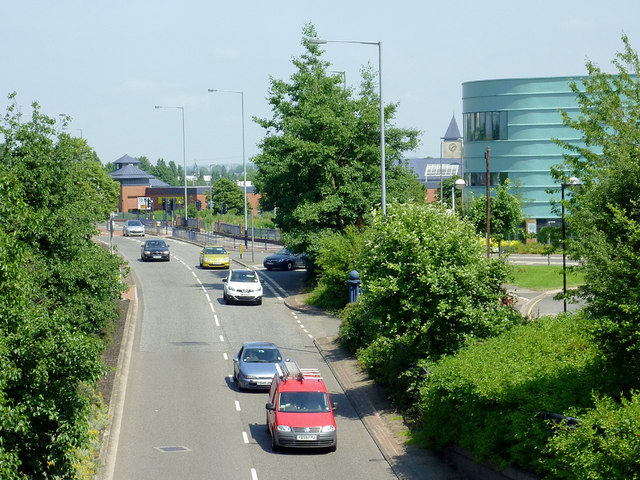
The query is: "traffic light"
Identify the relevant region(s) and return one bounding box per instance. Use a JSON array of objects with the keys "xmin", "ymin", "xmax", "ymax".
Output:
[
  {"xmin": 196, "ymin": 200, "xmax": 202, "ymax": 211},
  {"xmin": 162, "ymin": 198, "xmax": 167, "ymax": 210}
]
